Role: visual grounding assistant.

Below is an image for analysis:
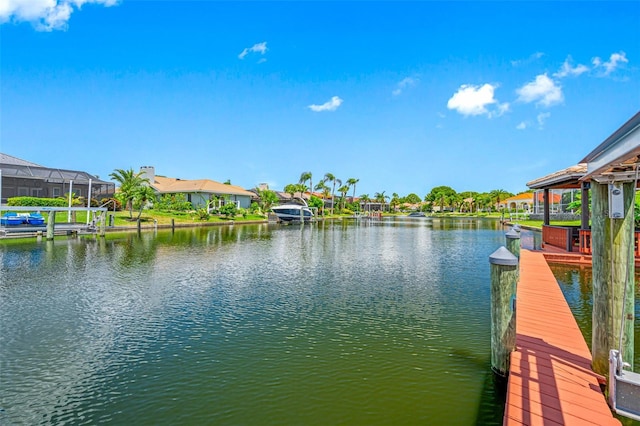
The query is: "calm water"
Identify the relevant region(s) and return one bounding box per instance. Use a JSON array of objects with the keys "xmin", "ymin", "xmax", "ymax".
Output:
[{"xmin": 1, "ymin": 218, "xmax": 510, "ymax": 425}]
